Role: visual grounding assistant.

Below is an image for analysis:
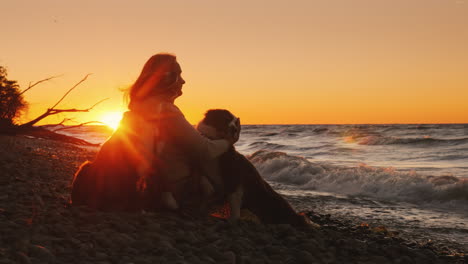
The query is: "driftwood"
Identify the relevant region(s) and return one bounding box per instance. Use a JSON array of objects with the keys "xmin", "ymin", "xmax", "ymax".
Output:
[
  {"xmin": 0, "ymin": 73, "xmax": 108, "ymax": 146},
  {"xmin": 18, "ymin": 74, "xmax": 108, "ymax": 129},
  {"xmin": 17, "ymin": 126, "xmax": 100, "ymax": 146}
]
